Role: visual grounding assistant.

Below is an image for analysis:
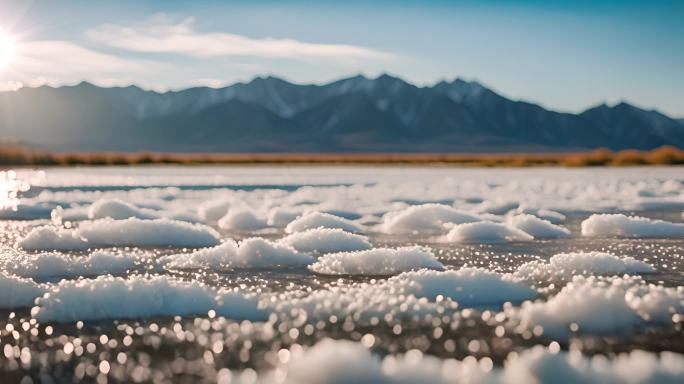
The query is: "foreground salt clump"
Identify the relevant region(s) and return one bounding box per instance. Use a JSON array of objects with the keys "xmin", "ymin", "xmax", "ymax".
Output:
[
  {"xmin": 88, "ymin": 198, "xmax": 159, "ymax": 220},
  {"xmin": 283, "ymin": 339, "xmax": 387, "ymax": 384},
  {"xmin": 503, "ymin": 345, "xmax": 684, "ymax": 384},
  {"xmin": 581, "ymin": 214, "xmax": 684, "ymax": 237},
  {"xmin": 515, "ymin": 252, "xmax": 655, "ymax": 282},
  {"xmin": 280, "ymin": 338, "xmax": 489, "ymax": 384},
  {"xmin": 280, "ymin": 228, "xmax": 372, "ymax": 254},
  {"xmin": 31, "ymin": 275, "xmax": 267, "ymax": 322},
  {"xmin": 275, "ymin": 339, "xmax": 684, "ymax": 384},
  {"xmin": 506, "ymin": 214, "xmax": 571, "ymax": 238},
  {"xmin": 163, "ymin": 238, "xmax": 313, "ymax": 269},
  {"xmin": 309, "ymin": 246, "xmax": 444, "ymax": 276},
  {"xmin": 627, "ymin": 283, "xmax": 684, "ymax": 323},
  {"xmin": 512, "ymin": 275, "xmax": 684, "ymax": 339},
  {"xmin": 445, "ymin": 221, "xmax": 533, "ymax": 244},
  {"xmin": 379, "ymin": 204, "xmax": 481, "ymax": 235},
  {"xmin": 285, "ymin": 211, "xmax": 363, "ymax": 234},
  {"xmin": 0, "ymin": 272, "xmax": 44, "ymax": 308},
  {"xmin": 5, "ymin": 250, "xmax": 136, "ymax": 279},
  {"xmin": 18, "ymin": 218, "xmax": 221, "ymax": 251}
]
